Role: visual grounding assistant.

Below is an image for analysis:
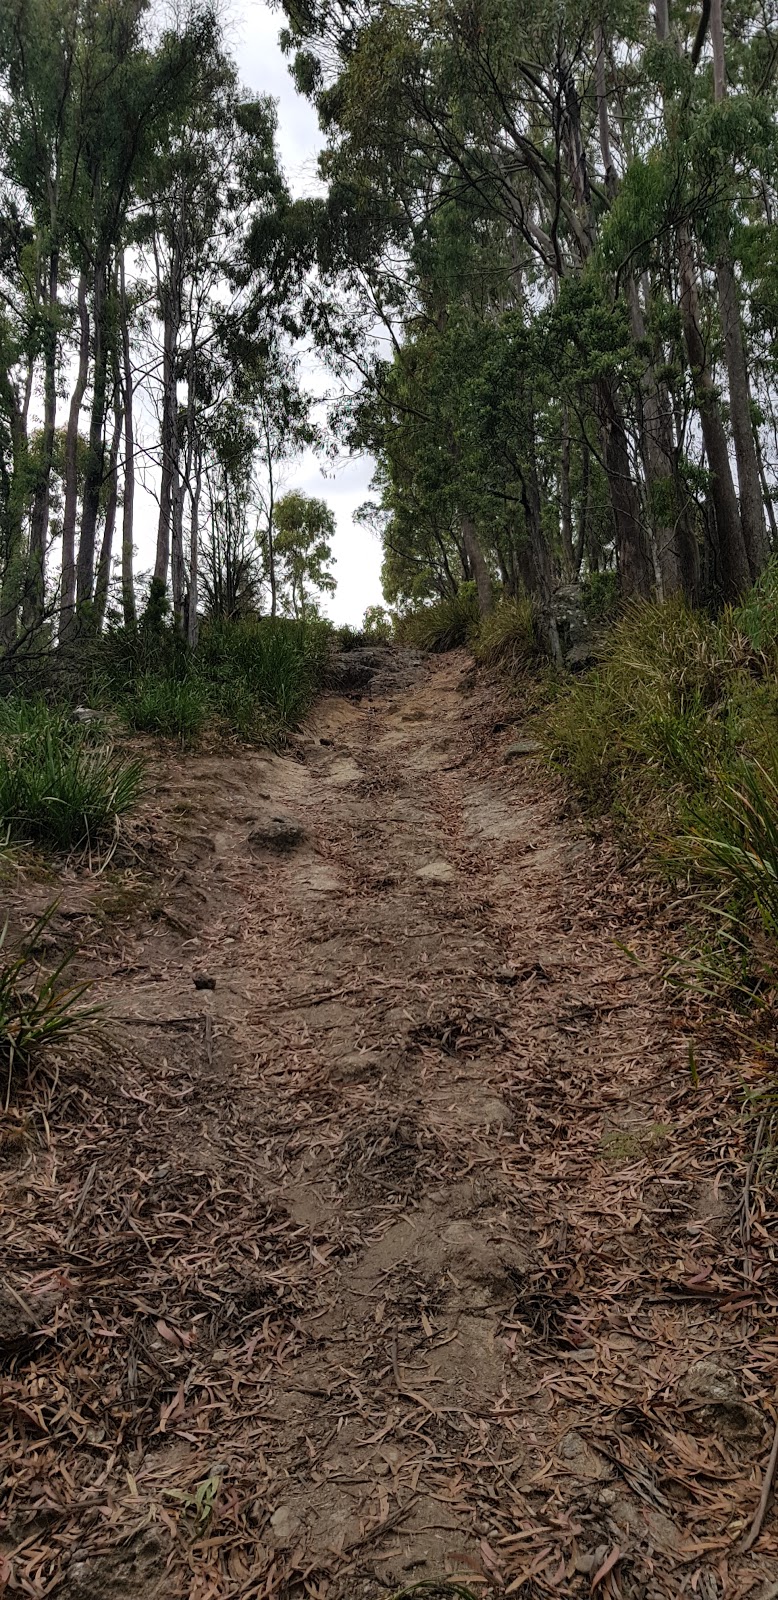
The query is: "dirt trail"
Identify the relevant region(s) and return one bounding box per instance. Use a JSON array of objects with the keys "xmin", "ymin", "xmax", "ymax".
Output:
[{"xmin": 3, "ymin": 651, "xmax": 778, "ymax": 1600}]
